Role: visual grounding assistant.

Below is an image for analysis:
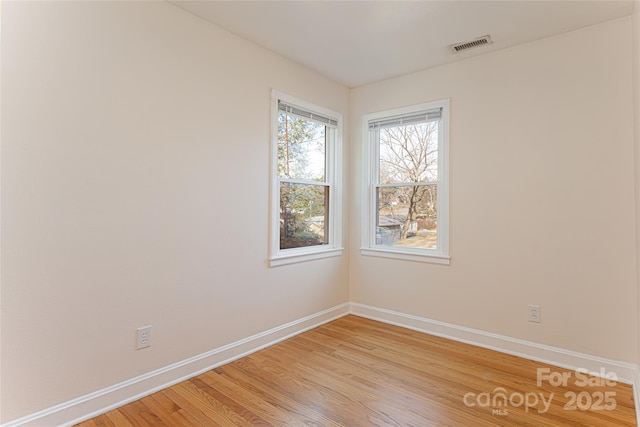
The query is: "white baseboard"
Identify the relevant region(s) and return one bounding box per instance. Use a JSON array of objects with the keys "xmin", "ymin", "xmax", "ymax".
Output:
[
  {"xmin": 349, "ymin": 302, "xmax": 638, "ymax": 384},
  {"xmin": 635, "ymin": 368, "xmax": 640, "ymax": 427},
  {"xmin": 2, "ymin": 303, "xmax": 350, "ymax": 427},
  {"xmin": 5, "ymin": 301, "xmax": 638, "ymax": 426}
]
